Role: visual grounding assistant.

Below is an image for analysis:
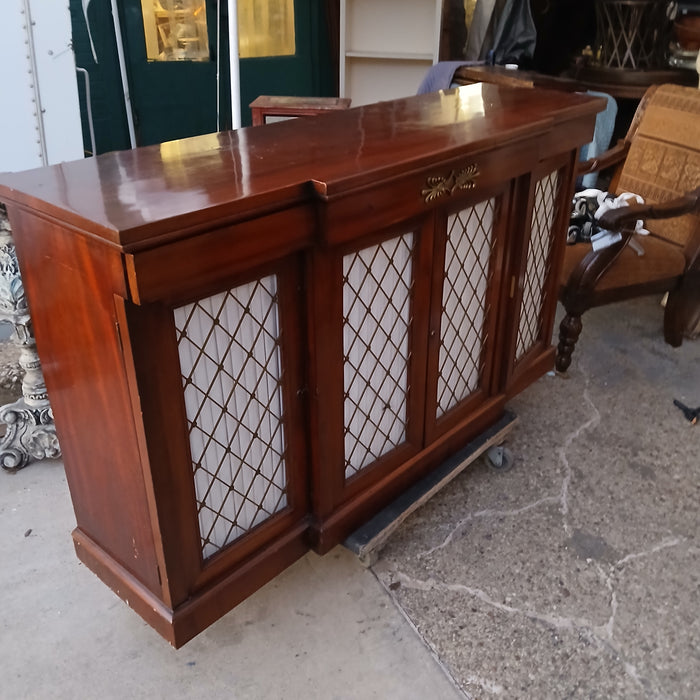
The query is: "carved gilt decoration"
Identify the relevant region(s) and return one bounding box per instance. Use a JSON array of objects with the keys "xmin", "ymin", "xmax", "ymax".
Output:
[{"xmin": 422, "ymin": 165, "xmax": 480, "ymax": 203}]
